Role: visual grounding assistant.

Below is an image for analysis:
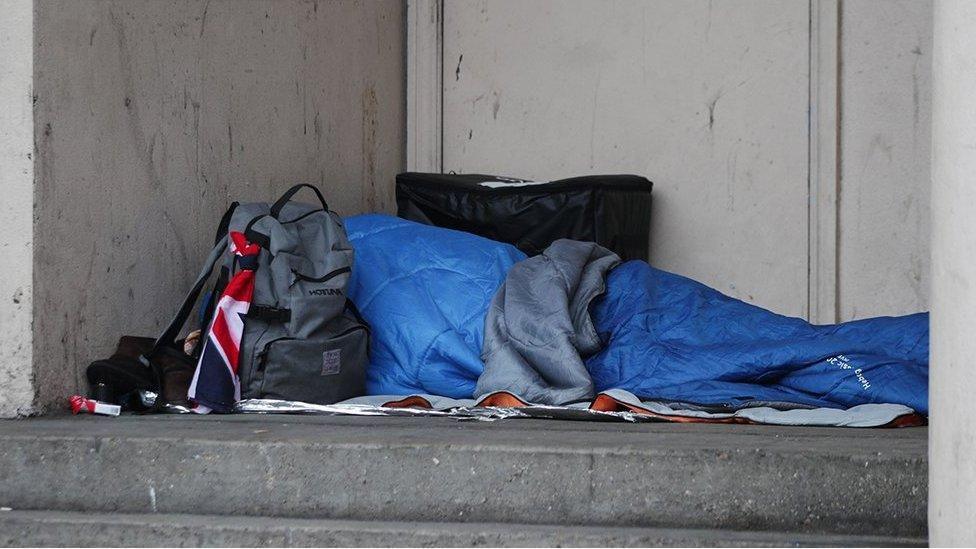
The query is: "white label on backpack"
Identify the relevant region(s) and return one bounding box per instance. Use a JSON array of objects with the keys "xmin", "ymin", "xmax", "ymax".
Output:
[{"xmin": 321, "ymin": 349, "xmax": 341, "ymax": 376}]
